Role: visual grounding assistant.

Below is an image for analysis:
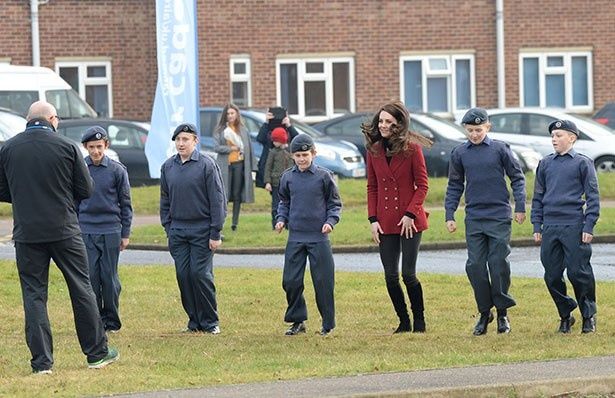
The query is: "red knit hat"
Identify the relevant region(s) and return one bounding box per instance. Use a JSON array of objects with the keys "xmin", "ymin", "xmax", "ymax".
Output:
[{"xmin": 271, "ymin": 127, "xmax": 288, "ymax": 144}]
